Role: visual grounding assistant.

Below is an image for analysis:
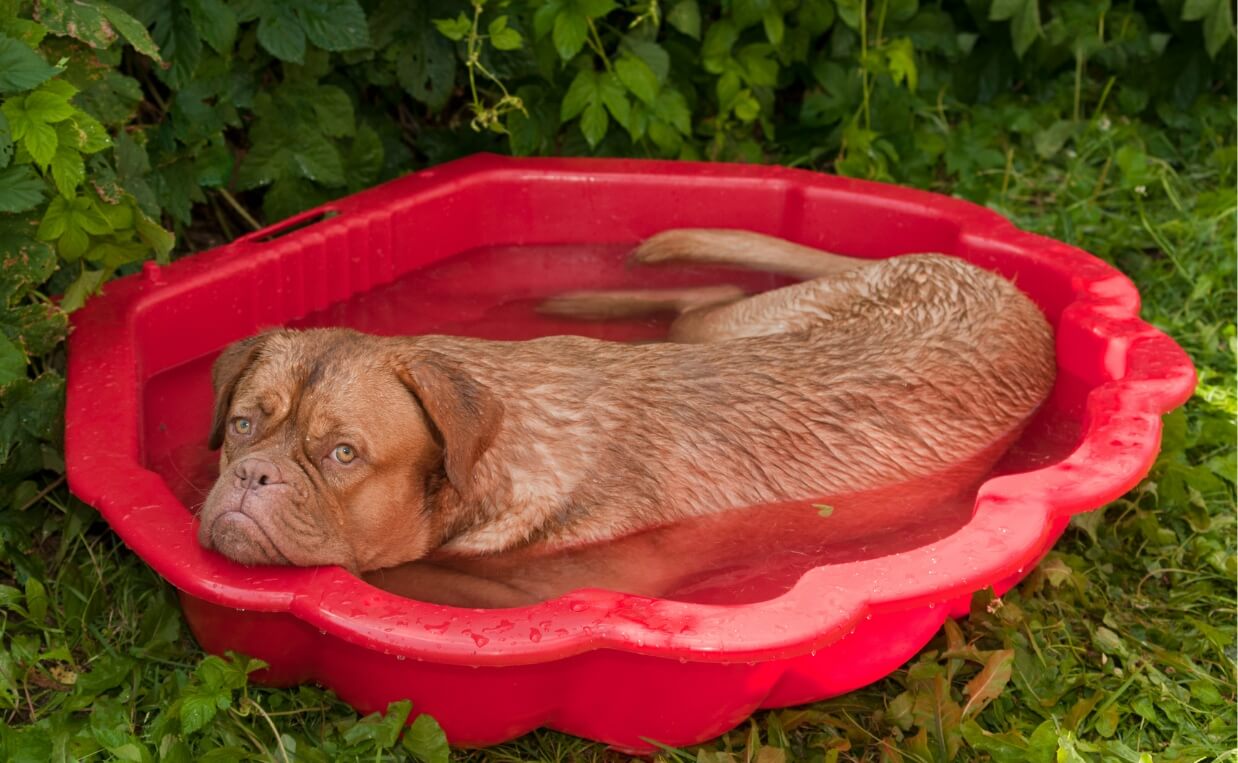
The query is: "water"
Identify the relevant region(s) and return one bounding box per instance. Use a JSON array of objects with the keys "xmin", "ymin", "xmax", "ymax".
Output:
[{"xmin": 142, "ymin": 242, "xmax": 1085, "ymax": 609}]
